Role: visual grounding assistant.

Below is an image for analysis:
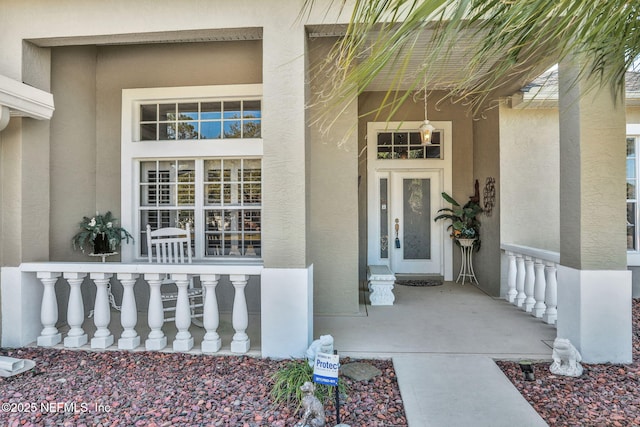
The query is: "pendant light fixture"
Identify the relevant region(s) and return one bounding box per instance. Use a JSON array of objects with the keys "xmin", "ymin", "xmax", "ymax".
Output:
[{"xmin": 419, "ymin": 84, "xmax": 435, "ymax": 145}]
